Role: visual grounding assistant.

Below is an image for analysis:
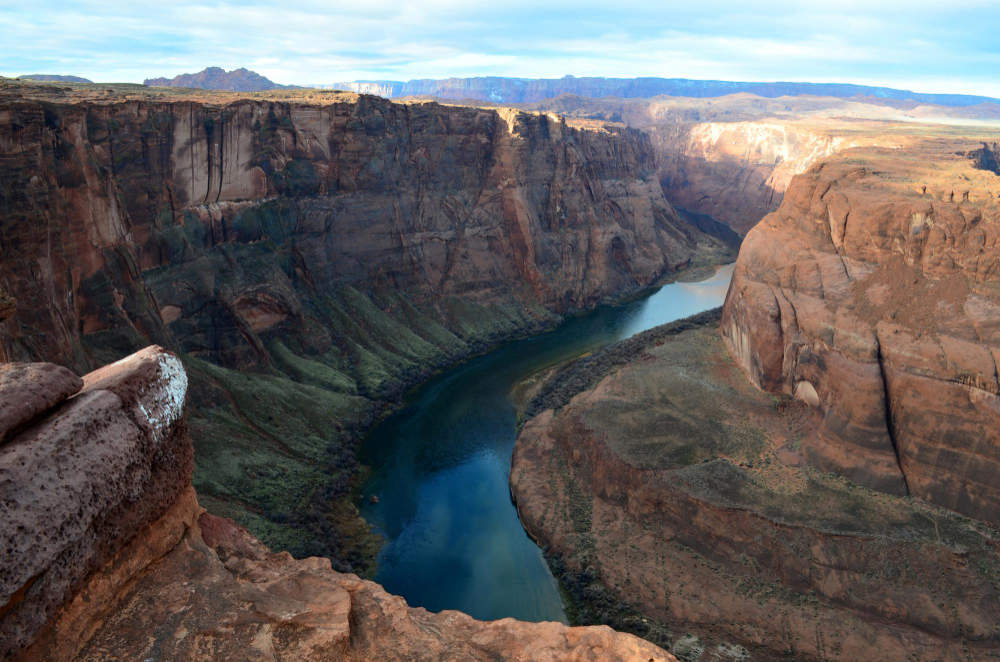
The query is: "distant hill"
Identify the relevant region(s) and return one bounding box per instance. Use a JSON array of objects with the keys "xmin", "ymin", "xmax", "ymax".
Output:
[
  {"xmin": 326, "ymin": 75, "xmax": 1000, "ymax": 108},
  {"xmin": 18, "ymin": 74, "xmax": 92, "ymax": 83},
  {"xmin": 144, "ymin": 67, "xmax": 297, "ymax": 92}
]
